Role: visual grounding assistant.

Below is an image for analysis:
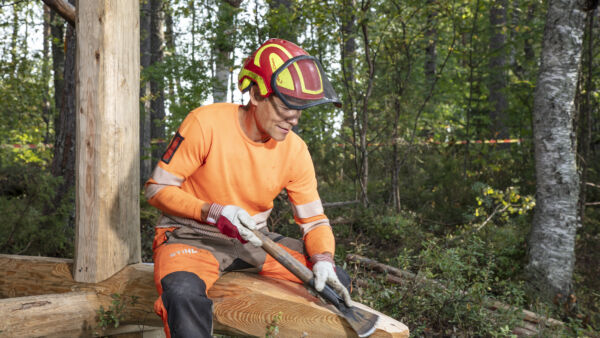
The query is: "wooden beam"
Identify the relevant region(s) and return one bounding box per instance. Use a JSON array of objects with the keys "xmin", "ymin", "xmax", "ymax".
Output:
[
  {"xmin": 0, "ymin": 291, "xmax": 101, "ymax": 337},
  {"xmin": 75, "ymin": 0, "xmax": 141, "ymax": 282},
  {"xmin": 0, "ymin": 255, "xmax": 409, "ymax": 337},
  {"xmin": 42, "ymin": 0, "xmax": 76, "ymax": 26}
]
